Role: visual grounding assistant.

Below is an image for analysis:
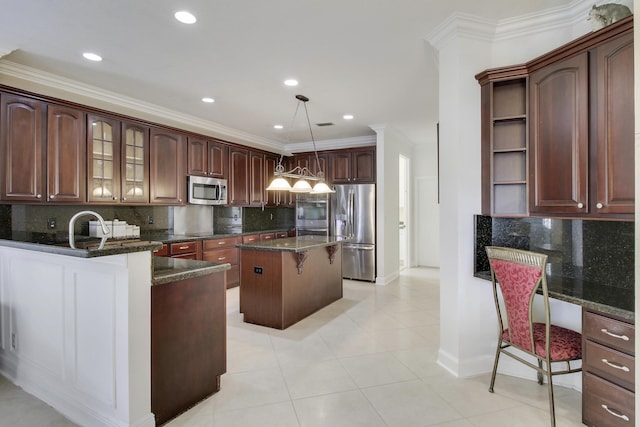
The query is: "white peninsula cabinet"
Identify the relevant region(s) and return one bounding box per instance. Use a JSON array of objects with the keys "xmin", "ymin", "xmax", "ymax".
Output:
[{"xmin": 0, "ymin": 247, "xmax": 155, "ymax": 427}]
